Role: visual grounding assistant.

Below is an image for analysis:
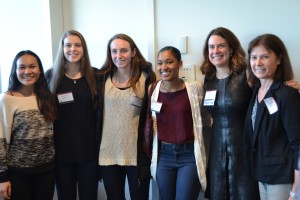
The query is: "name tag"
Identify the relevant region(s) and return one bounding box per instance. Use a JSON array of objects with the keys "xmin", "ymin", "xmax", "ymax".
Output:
[
  {"xmin": 130, "ymin": 96, "xmax": 143, "ymax": 108},
  {"xmin": 203, "ymin": 90, "xmax": 217, "ymax": 106},
  {"xmin": 151, "ymin": 101, "xmax": 162, "ymax": 113},
  {"xmin": 264, "ymin": 97, "xmax": 278, "ymax": 114},
  {"xmin": 57, "ymin": 92, "xmax": 74, "ymax": 104}
]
